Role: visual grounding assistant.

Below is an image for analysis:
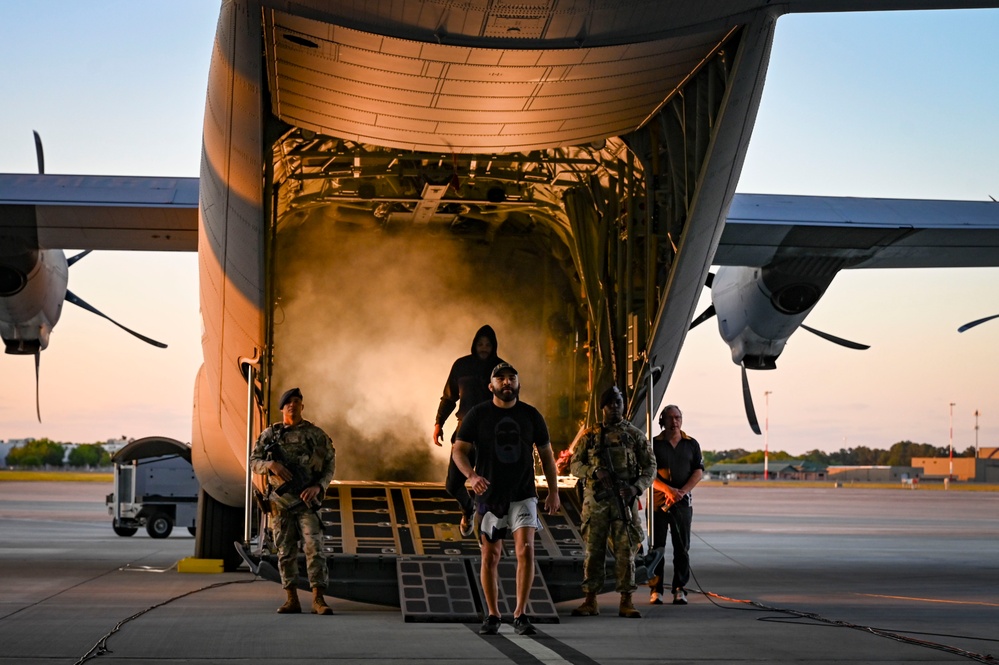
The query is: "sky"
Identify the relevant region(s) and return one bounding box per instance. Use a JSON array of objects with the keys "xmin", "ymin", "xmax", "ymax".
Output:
[{"xmin": 1, "ymin": 3, "xmax": 997, "ymax": 456}]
